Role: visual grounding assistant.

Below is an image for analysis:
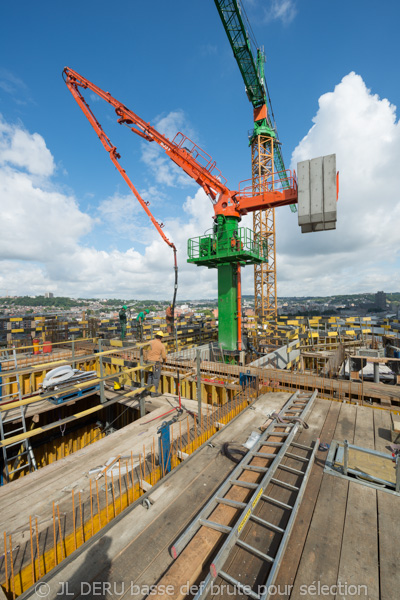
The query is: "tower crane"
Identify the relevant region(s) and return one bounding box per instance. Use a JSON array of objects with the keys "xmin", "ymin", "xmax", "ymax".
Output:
[
  {"xmin": 64, "ymin": 67, "xmax": 336, "ymax": 356},
  {"xmin": 63, "ymin": 68, "xmax": 299, "ymax": 352},
  {"xmin": 214, "ymin": 0, "xmax": 296, "ymax": 328}
]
